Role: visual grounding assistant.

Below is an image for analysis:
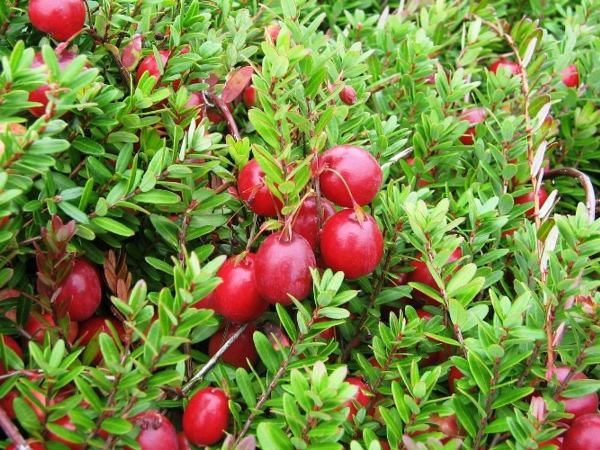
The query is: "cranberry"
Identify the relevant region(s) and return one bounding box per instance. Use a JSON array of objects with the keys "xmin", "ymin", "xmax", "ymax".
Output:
[
  {"xmin": 318, "ymin": 145, "xmax": 382, "ymax": 207},
  {"xmin": 315, "ymin": 317, "xmax": 336, "ymax": 340},
  {"xmin": 128, "ymin": 411, "xmax": 178, "ymax": 450},
  {"xmin": 208, "ymin": 324, "xmax": 258, "ymax": 369},
  {"xmin": 214, "ymin": 254, "xmax": 267, "ymax": 323},
  {"xmin": 177, "ymin": 433, "xmax": 193, "ymax": 450},
  {"xmin": 266, "ymin": 24, "xmax": 281, "ymax": 42},
  {"xmin": 46, "ymin": 415, "xmax": 84, "ymax": 450},
  {"xmin": 459, "ymin": 107, "xmax": 486, "ymax": 145},
  {"xmin": 407, "ymin": 248, "xmax": 462, "ymax": 305},
  {"xmin": 242, "ymin": 85, "xmax": 257, "ymax": 108},
  {"xmin": 344, "ymin": 377, "xmax": 371, "ymax": 420},
  {"xmin": 264, "ymin": 323, "xmax": 292, "ymax": 350},
  {"xmin": 429, "ymin": 414, "xmax": 460, "ymax": 442},
  {"xmin": 136, "ymin": 50, "xmax": 171, "ymax": 82},
  {"xmin": 28, "ymin": 51, "xmax": 78, "ymax": 117},
  {"xmin": 561, "ymin": 413, "xmax": 600, "ymax": 450},
  {"xmin": 448, "ymin": 366, "xmax": 465, "ymax": 394},
  {"xmin": 25, "ymin": 312, "xmax": 78, "ymax": 344},
  {"xmin": 192, "ymin": 290, "xmax": 217, "ymax": 310},
  {"xmin": 255, "ymin": 232, "xmax": 316, "ymax": 305},
  {"xmin": 548, "ymin": 366, "xmax": 599, "ymax": 423},
  {"xmin": 320, "ymin": 209, "xmax": 384, "ymax": 279},
  {"xmin": 54, "ymin": 258, "xmax": 102, "ymax": 322},
  {"xmin": 77, "ymin": 316, "xmax": 125, "ymax": 364},
  {"xmin": 561, "ymin": 64, "xmax": 579, "ymax": 88},
  {"xmin": 183, "ymin": 387, "xmax": 230, "ymax": 445},
  {"xmin": 121, "ymin": 34, "xmax": 143, "ymax": 71},
  {"xmin": 292, "ymin": 197, "xmax": 336, "ymax": 251},
  {"xmin": 339, "ymin": 86, "xmax": 357, "ymax": 105},
  {"xmin": 28, "ymin": 0, "xmax": 85, "ymax": 41},
  {"xmin": 237, "ymin": 159, "xmax": 282, "ymax": 216},
  {"xmin": 0, "ymin": 335, "xmax": 23, "ymax": 374},
  {"xmin": 7, "ymin": 442, "xmax": 44, "ymax": 450},
  {"xmin": 490, "ymin": 58, "xmax": 522, "ymax": 76},
  {"xmin": 515, "ymin": 187, "xmax": 549, "ymax": 218}
]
